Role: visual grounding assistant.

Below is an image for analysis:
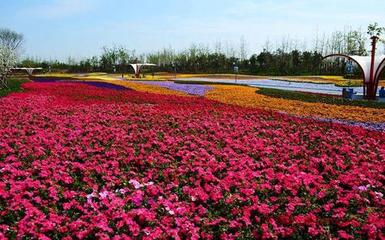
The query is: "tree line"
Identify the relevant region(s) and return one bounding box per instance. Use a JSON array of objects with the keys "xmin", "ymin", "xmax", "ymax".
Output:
[{"xmin": 19, "ymin": 26, "xmax": 382, "ymax": 77}]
